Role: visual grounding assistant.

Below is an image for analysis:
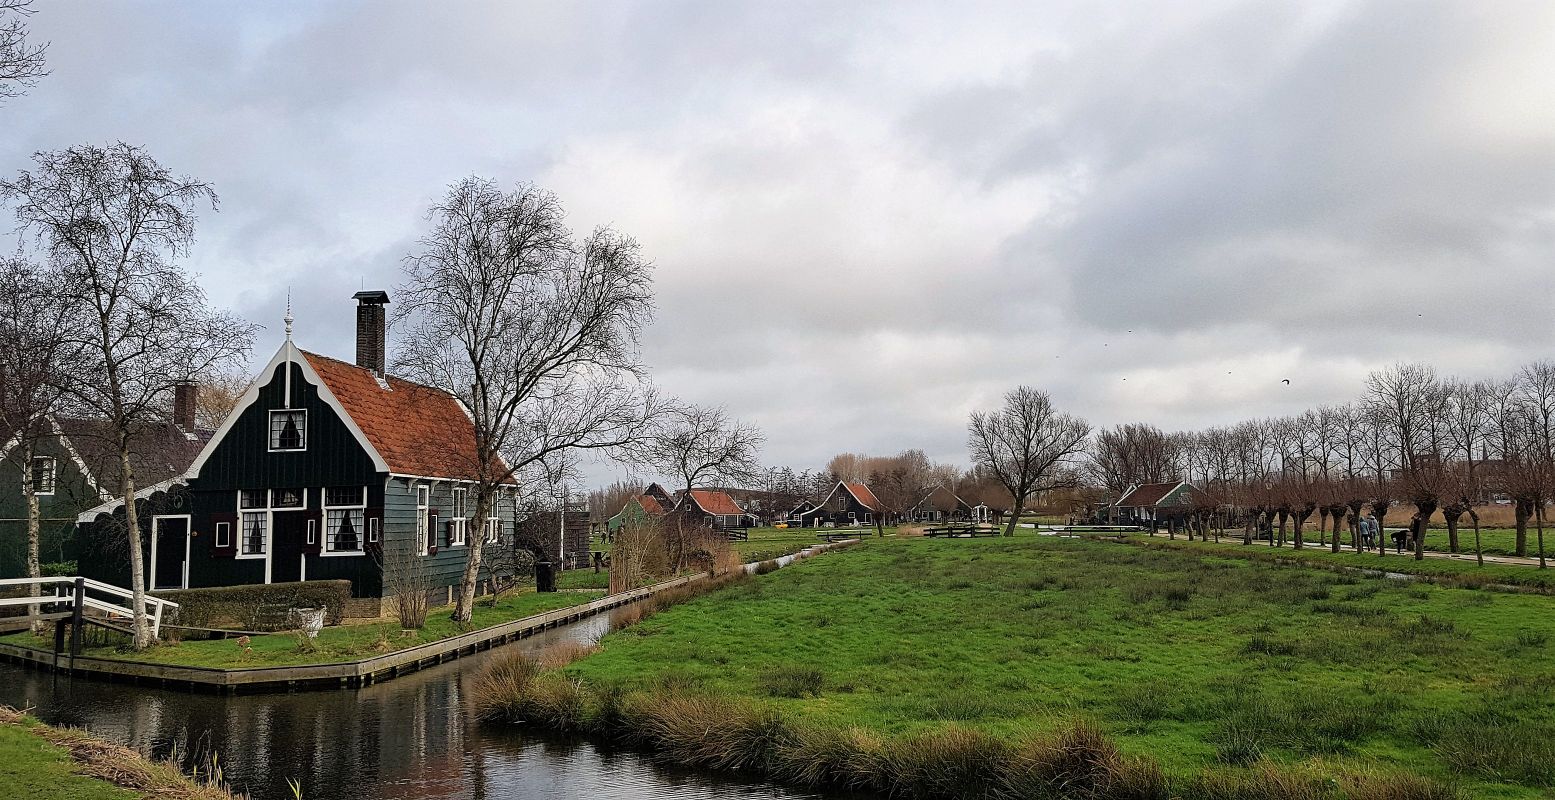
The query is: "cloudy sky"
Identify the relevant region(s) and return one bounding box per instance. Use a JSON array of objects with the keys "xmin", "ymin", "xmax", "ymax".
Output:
[{"xmin": 5, "ymin": 1, "xmax": 1554, "ymax": 485}]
